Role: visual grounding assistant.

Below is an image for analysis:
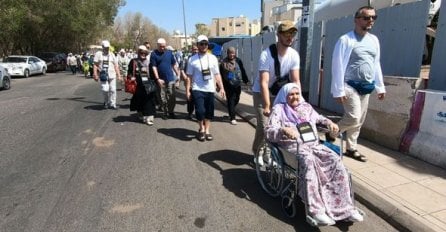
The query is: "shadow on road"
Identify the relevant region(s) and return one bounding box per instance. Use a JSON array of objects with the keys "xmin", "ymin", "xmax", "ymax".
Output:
[
  {"xmin": 112, "ymin": 113, "xmax": 141, "ymax": 123},
  {"xmin": 157, "ymin": 128, "xmax": 198, "ymax": 141},
  {"xmin": 197, "ymin": 149, "xmax": 334, "ymax": 232}
]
